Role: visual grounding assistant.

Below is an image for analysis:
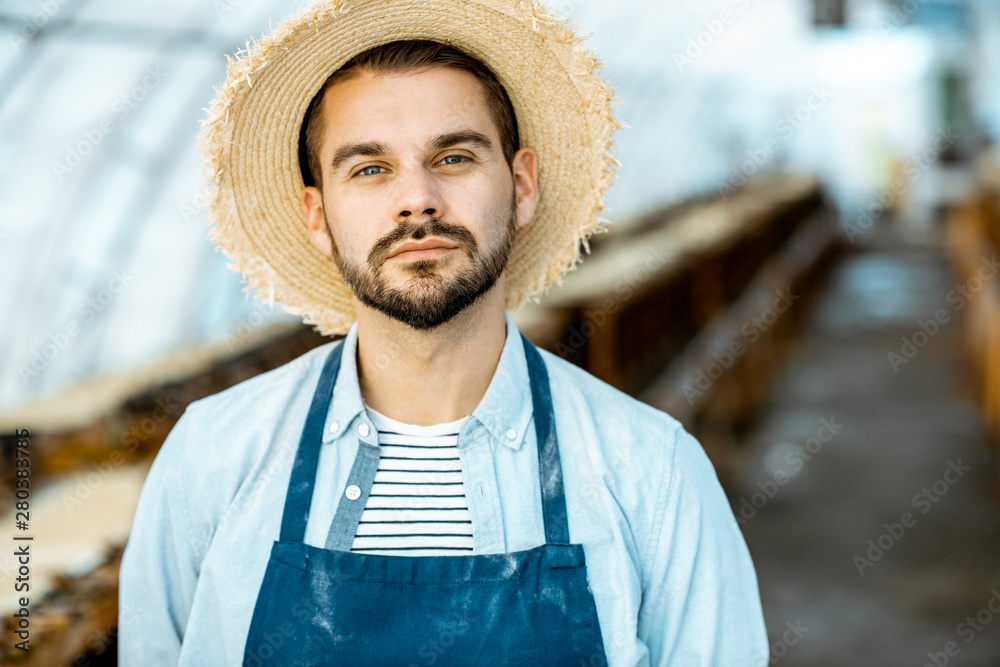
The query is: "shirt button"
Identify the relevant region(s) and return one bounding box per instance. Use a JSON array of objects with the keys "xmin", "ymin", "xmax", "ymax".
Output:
[
  {"xmin": 506, "ymin": 429, "xmax": 517, "ymax": 440},
  {"xmin": 345, "ymin": 485, "xmax": 361, "ymax": 500},
  {"xmin": 329, "ymin": 422, "xmax": 339, "ymax": 433},
  {"xmin": 358, "ymin": 423, "xmax": 370, "ymax": 437}
]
